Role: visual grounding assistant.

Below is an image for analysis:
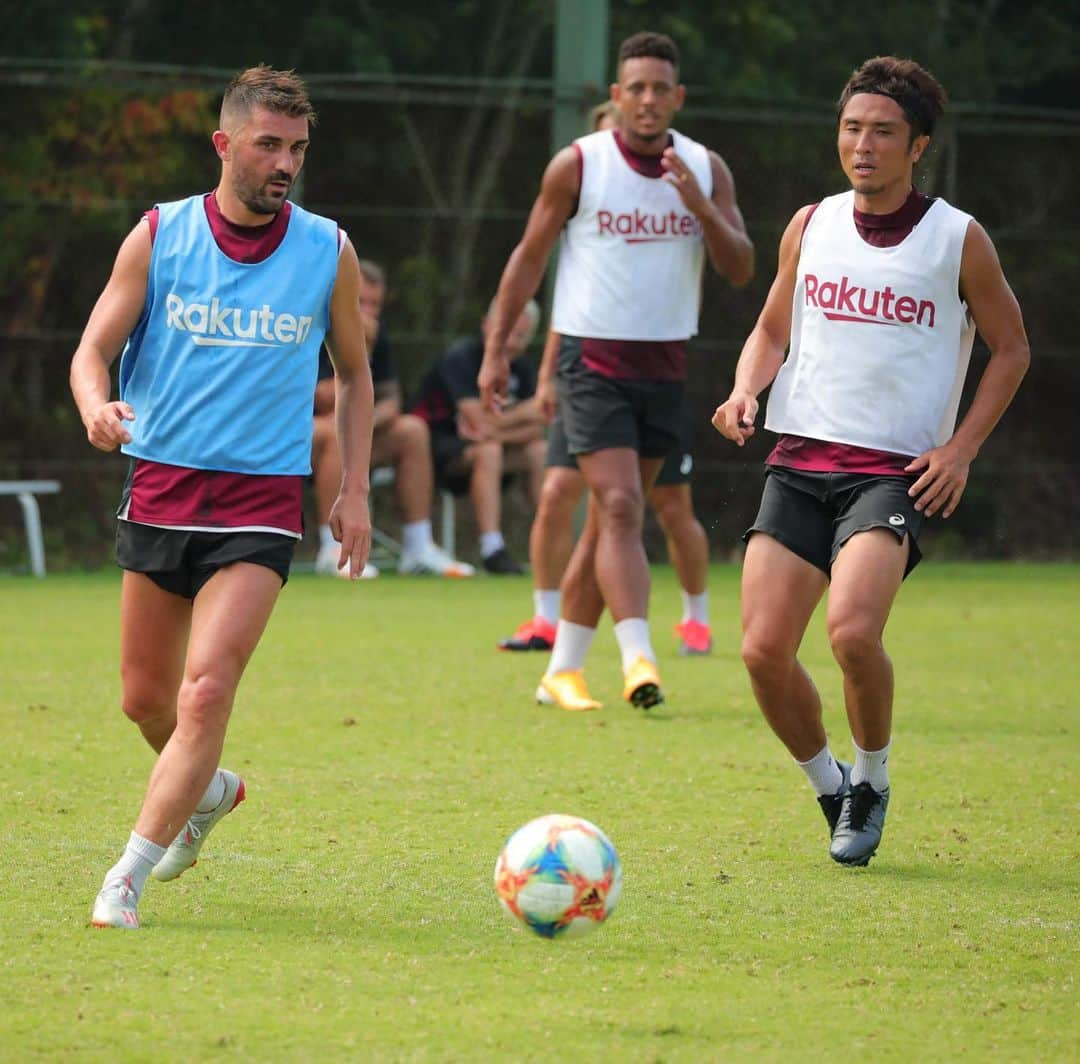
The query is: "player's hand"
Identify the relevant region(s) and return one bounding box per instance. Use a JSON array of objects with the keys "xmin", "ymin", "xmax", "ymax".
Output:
[
  {"xmin": 712, "ymin": 392, "xmax": 758, "ymax": 446},
  {"xmin": 456, "ymin": 406, "xmax": 495, "ymax": 443},
  {"xmin": 905, "ymin": 443, "xmax": 973, "ymax": 519},
  {"xmin": 536, "ymin": 376, "xmax": 558, "ymax": 424},
  {"xmin": 478, "ymin": 354, "xmax": 509, "ymax": 414},
  {"xmin": 85, "ymin": 401, "xmax": 136, "ymax": 452},
  {"xmin": 661, "ymin": 148, "xmax": 708, "ymax": 214},
  {"xmin": 329, "ymin": 493, "xmax": 372, "ymax": 579}
]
